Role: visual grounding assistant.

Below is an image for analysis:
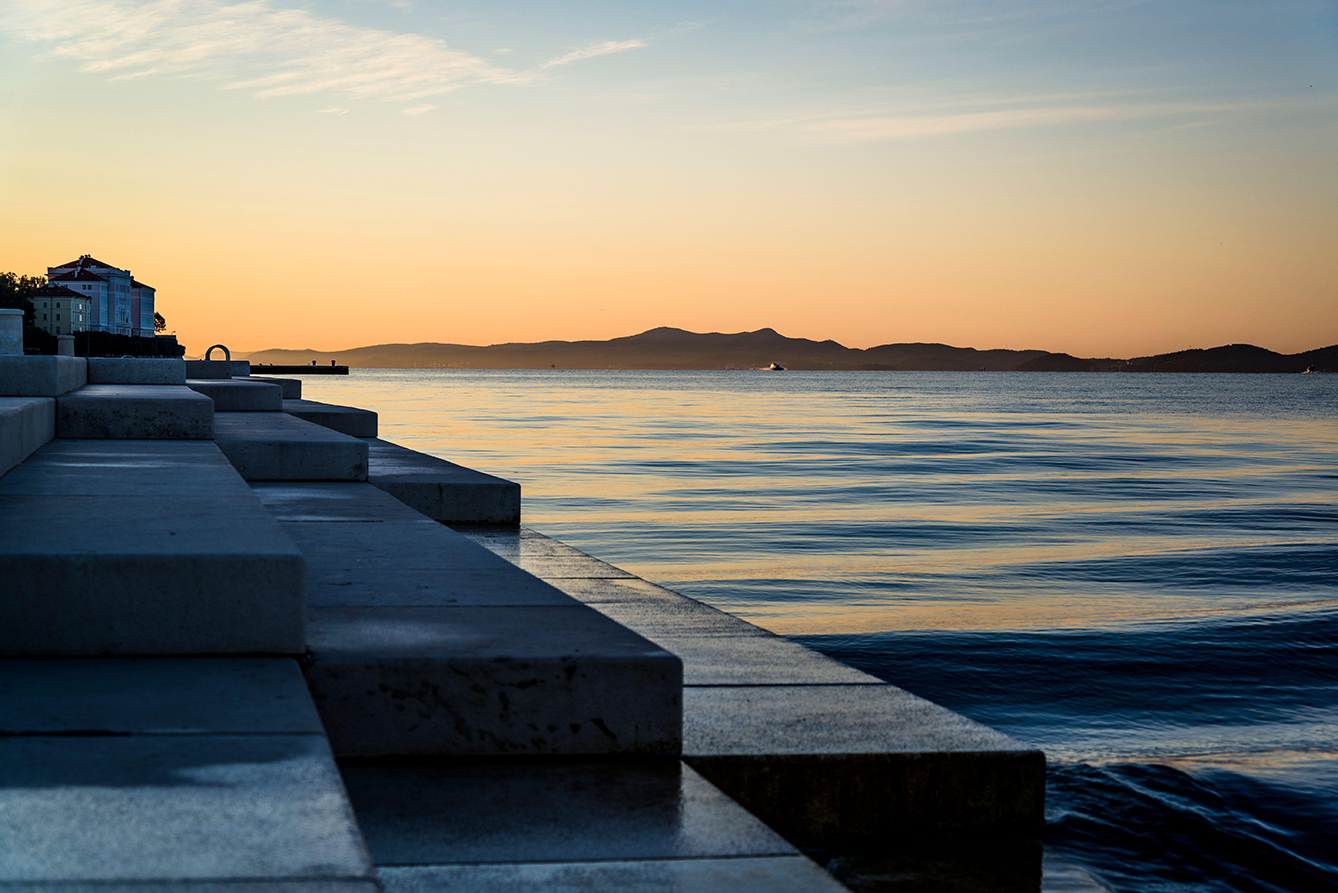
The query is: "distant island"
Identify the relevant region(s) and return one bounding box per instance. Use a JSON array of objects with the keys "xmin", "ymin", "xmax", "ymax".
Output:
[{"xmin": 243, "ymin": 327, "xmax": 1338, "ymax": 373}]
